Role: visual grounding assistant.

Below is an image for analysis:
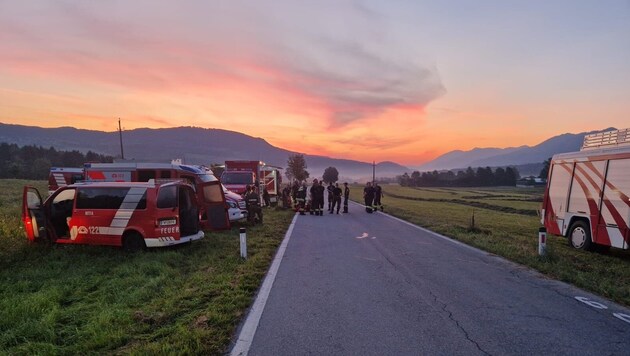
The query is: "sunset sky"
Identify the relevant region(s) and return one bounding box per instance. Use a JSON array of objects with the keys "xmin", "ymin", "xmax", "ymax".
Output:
[{"xmin": 0, "ymin": 1, "xmax": 628, "ymax": 165}]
